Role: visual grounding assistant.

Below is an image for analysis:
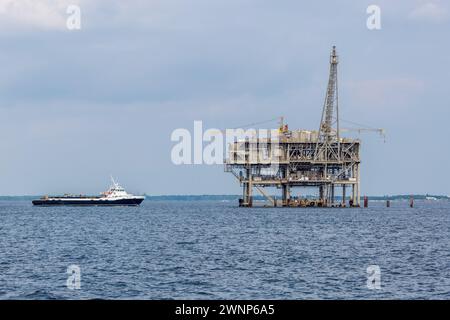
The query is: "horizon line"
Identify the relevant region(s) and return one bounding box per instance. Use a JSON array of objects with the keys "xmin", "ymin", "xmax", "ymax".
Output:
[{"xmin": 0, "ymin": 194, "xmax": 448, "ymax": 198}]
